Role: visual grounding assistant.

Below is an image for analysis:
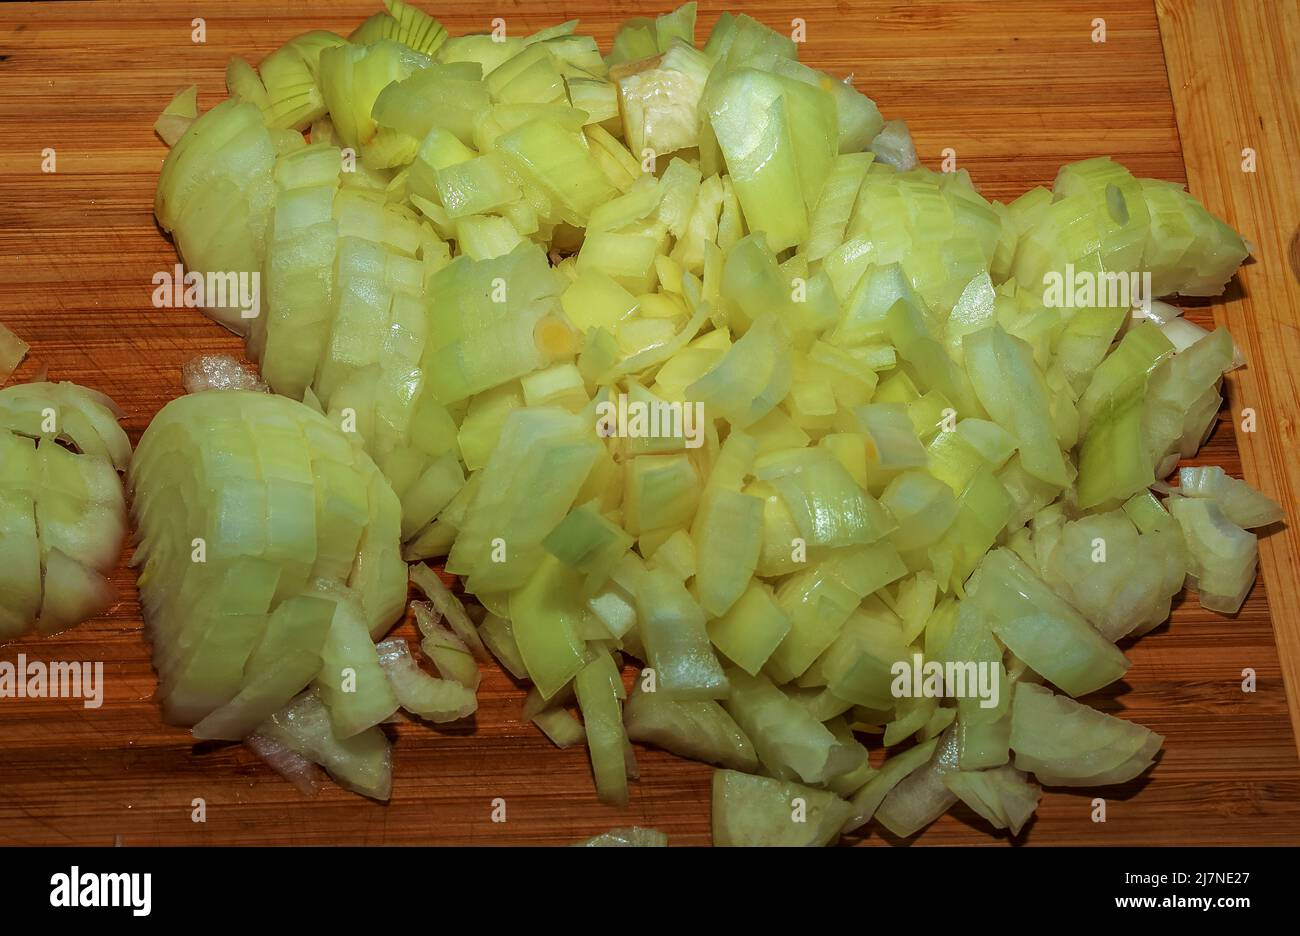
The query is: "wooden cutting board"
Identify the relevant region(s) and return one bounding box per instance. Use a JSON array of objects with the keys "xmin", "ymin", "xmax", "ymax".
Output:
[{"xmin": 1, "ymin": 0, "xmax": 1297, "ymax": 846}]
